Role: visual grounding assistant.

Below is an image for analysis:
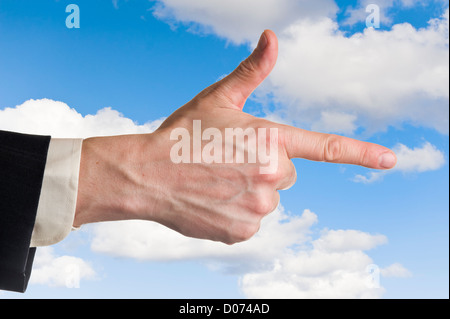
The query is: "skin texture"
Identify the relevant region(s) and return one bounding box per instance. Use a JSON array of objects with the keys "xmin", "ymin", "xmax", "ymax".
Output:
[{"xmin": 74, "ymin": 30, "xmax": 397, "ymax": 245}]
